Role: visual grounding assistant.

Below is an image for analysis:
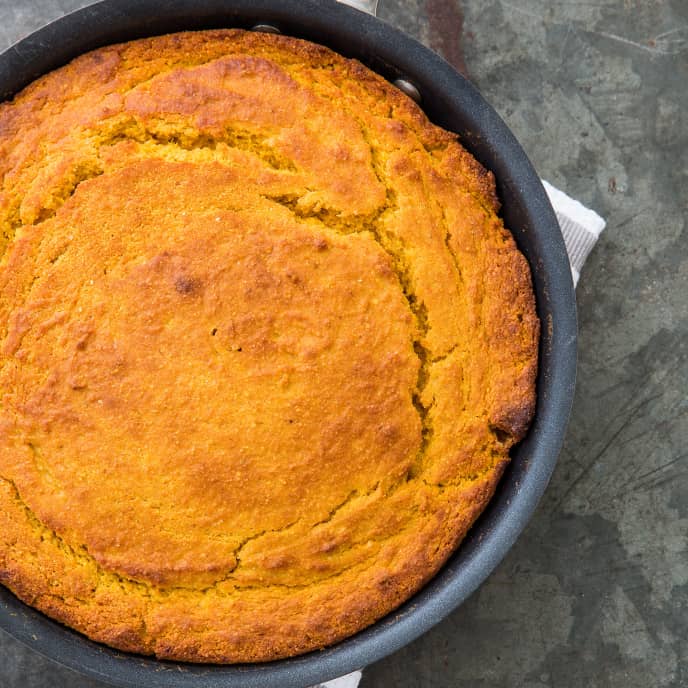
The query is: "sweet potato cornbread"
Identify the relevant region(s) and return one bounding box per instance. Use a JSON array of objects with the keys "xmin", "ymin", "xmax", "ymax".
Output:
[{"xmin": 0, "ymin": 30, "xmax": 538, "ymax": 662}]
